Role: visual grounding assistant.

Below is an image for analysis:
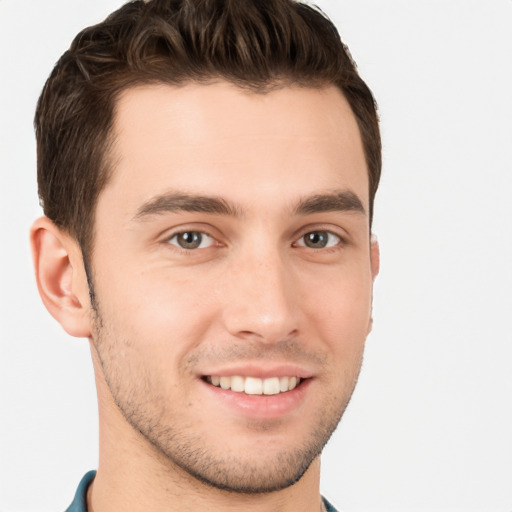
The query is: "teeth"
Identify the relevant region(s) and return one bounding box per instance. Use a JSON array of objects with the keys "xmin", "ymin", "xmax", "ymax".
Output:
[
  {"xmin": 245, "ymin": 377, "xmax": 263, "ymax": 395},
  {"xmin": 220, "ymin": 376, "xmax": 231, "ymax": 390},
  {"xmin": 205, "ymin": 375, "xmax": 302, "ymax": 395},
  {"xmin": 231, "ymin": 375, "xmax": 245, "ymax": 392},
  {"xmin": 263, "ymin": 377, "xmax": 280, "ymax": 395}
]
